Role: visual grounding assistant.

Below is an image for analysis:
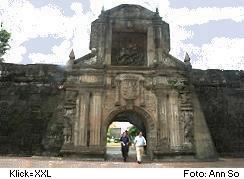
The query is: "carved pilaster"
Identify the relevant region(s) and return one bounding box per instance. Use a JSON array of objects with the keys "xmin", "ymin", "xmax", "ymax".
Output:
[
  {"xmin": 179, "ymin": 90, "xmax": 194, "ymax": 150},
  {"xmin": 74, "ymin": 92, "xmax": 90, "ymax": 147},
  {"xmin": 168, "ymin": 90, "xmax": 181, "ymax": 151},
  {"xmin": 63, "ymin": 109, "xmax": 73, "ymax": 145},
  {"xmin": 180, "ymin": 111, "xmax": 194, "ymax": 148},
  {"xmin": 73, "ymin": 97, "xmax": 80, "ymax": 146},
  {"xmin": 63, "ymin": 89, "xmax": 78, "ymax": 146},
  {"xmin": 89, "ymin": 92, "xmax": 102, "ymax": 146},
  {"xmin": 78, "ymin": 92, "xmax": 90, "ymax": 146},
  {"xmin": 157, "ymin": 92, "xmax": 169, "ymax": 140}
]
